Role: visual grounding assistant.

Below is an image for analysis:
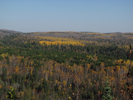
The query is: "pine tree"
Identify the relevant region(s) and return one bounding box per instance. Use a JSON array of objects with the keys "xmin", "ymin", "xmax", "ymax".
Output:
[
  {"xmin": 102, "ymin": 78, "xmax": 113, "ymax": 100},
  {"xmin": 42, "ymin": 79, "xmax": 49, "ymax": 93}
]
